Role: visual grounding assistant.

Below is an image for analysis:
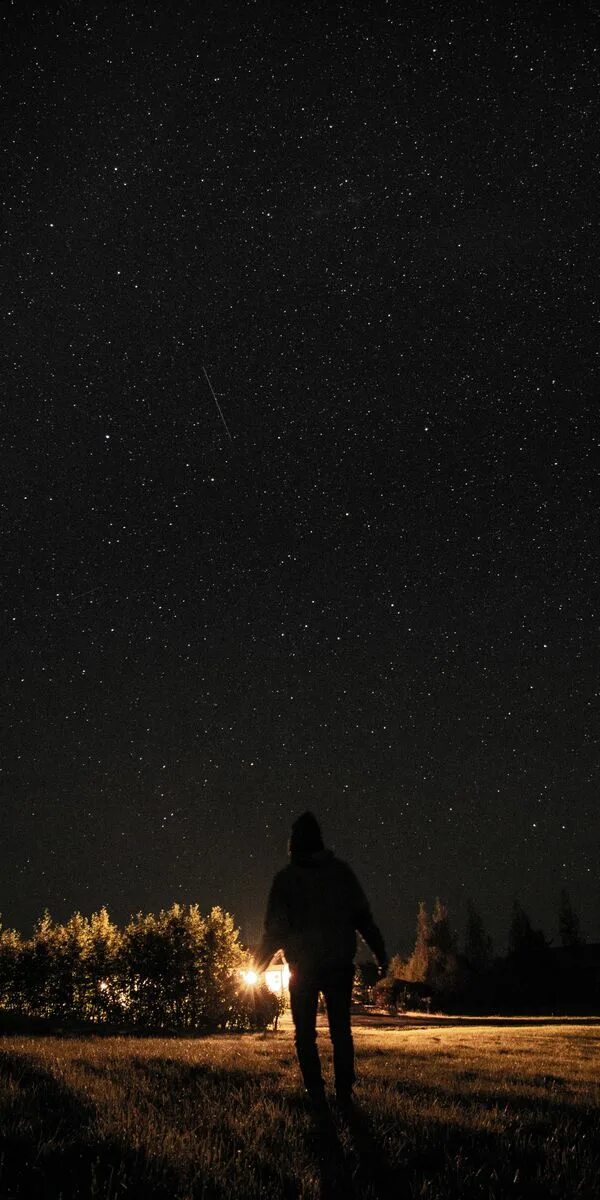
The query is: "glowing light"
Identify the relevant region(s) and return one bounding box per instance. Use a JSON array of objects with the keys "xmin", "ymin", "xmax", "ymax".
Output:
[{"xmin": 242, "ymin": 969, "xmax": 259, "ymax": 986}]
